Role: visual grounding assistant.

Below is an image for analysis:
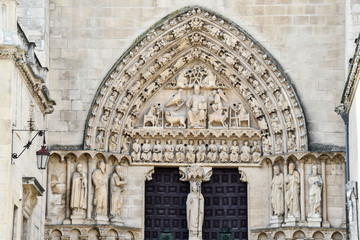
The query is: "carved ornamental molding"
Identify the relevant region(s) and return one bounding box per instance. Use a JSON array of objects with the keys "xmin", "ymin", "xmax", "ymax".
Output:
[{"xmin": 84, "ymin": 6, "xmax": 308, "ymax": 163}]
